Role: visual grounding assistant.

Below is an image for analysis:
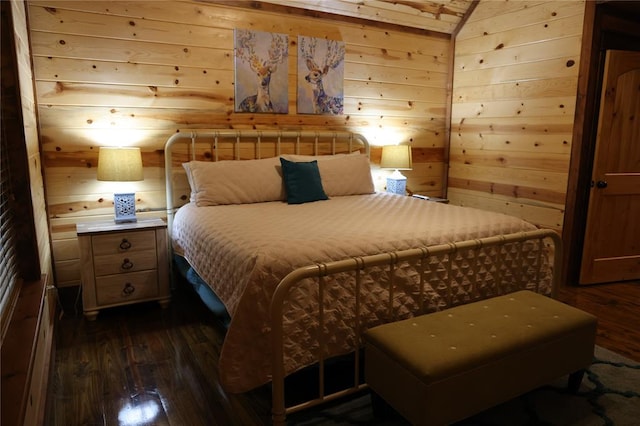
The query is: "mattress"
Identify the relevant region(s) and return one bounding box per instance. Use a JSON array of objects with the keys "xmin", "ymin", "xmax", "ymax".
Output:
[{"xmin": 172, "ymin": 192, "xmax": 550, "ymax": 393}]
